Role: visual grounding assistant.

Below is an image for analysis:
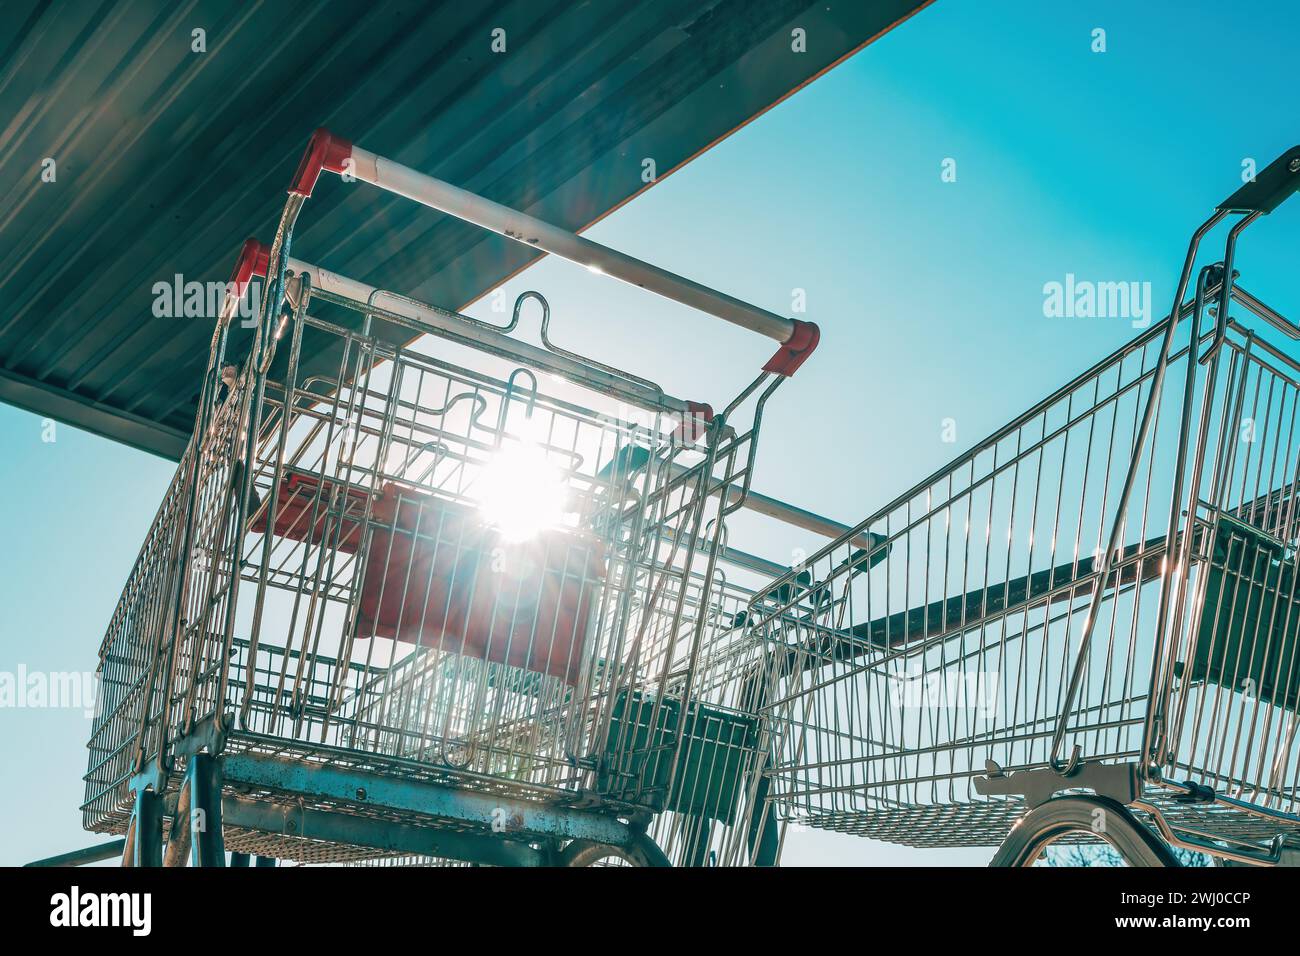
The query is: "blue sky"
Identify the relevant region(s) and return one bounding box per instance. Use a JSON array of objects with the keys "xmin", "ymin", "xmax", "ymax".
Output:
[{"xmin": 3, "ymin": 0, "xmax": 1300, "ymax": 865}]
